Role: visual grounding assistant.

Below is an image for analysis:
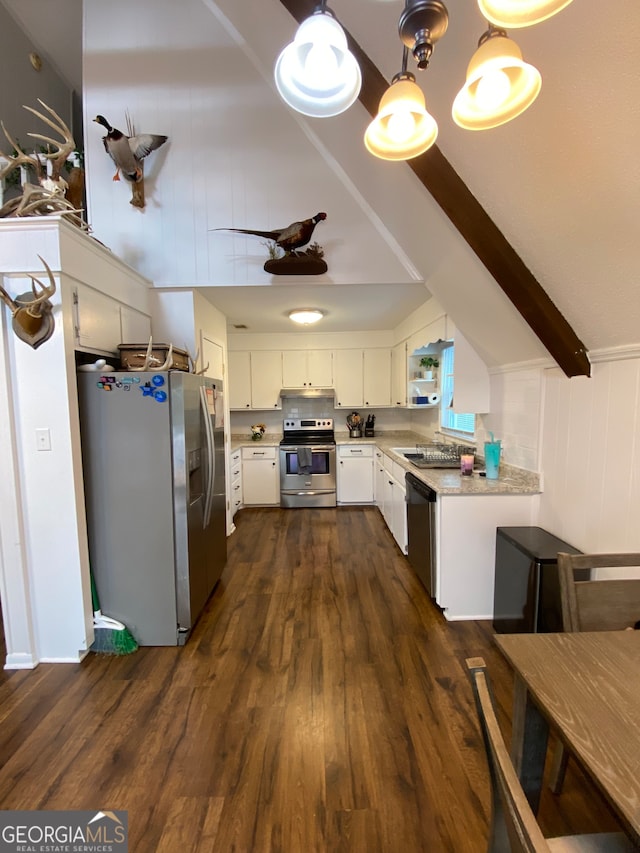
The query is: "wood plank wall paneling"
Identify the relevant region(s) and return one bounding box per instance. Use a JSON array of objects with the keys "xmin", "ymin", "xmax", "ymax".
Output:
[
  {"xmin": 0, "ymin": 507, "xmax": 624, "ymax": 851},
  {"xmin": 540, "ymin": 360, "xmax": 640, "ymax": 552},
  {"xmin": 277, "ymin": 0, "xmax": 591, "ymax": 380}
]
